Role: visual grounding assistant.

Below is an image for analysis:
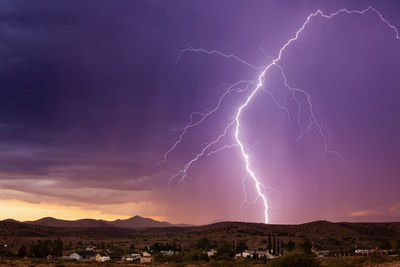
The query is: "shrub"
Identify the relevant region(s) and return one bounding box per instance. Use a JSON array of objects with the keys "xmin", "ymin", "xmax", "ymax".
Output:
[{"xmin": 266, "ymin": 251, "xmax": 320, "ymax": 267}]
